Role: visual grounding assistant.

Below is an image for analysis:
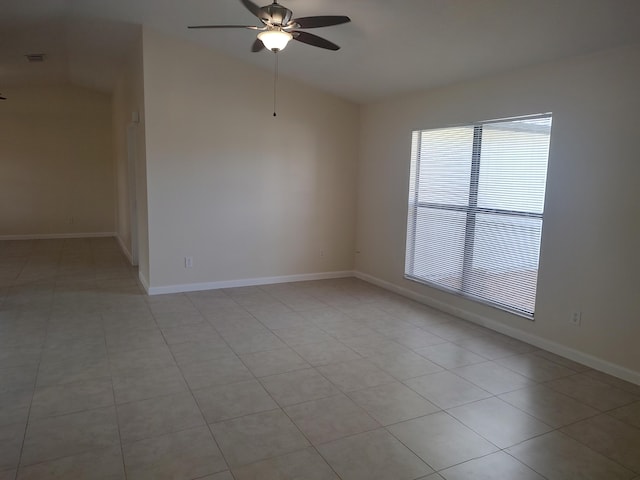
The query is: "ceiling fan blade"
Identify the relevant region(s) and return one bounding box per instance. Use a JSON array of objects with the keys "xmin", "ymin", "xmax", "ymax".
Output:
[
  {"xmin": 251, "ymin": 38, "xmax": 265, "ymax": 52},
  {"xmin": 292, "ymin": 31, "xmax": 340, "ymax": 51},
  {"xmin": 188, "ymin": 25, "xmax": 259, "ymax": 29},
  {"xmin": 0, "ymin": 96, "xmax": 6, "ymax": 100},
  {"xmin": 240, "ymin": 0, "xmax": 262, "ymax": 18},
  {"xmin": 291, "ymin": 15, "xmax": 351, "ymax": 29}
]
